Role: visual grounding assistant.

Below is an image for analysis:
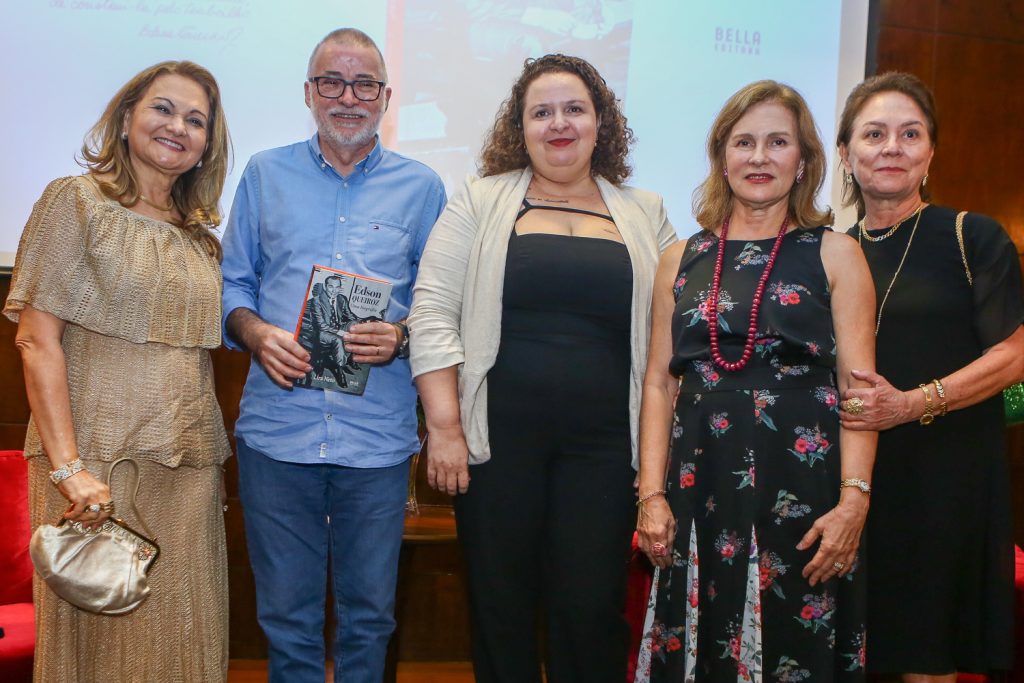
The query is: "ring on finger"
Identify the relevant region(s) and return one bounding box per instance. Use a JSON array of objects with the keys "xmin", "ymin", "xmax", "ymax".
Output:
[
  {"xmin": 651, "ymin": 542, "xmax": 668, "ymax": 557},
  {"xmin": 832, "ymin": 560, "xmax": 846, "ymax": 572},
  {"xmin": 841, "ymin": 397, "xmax": 864, "ymax": 415},
  {"xmin": 84, "ymin": 503, "xmax": 101, "ymax": 513}
]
